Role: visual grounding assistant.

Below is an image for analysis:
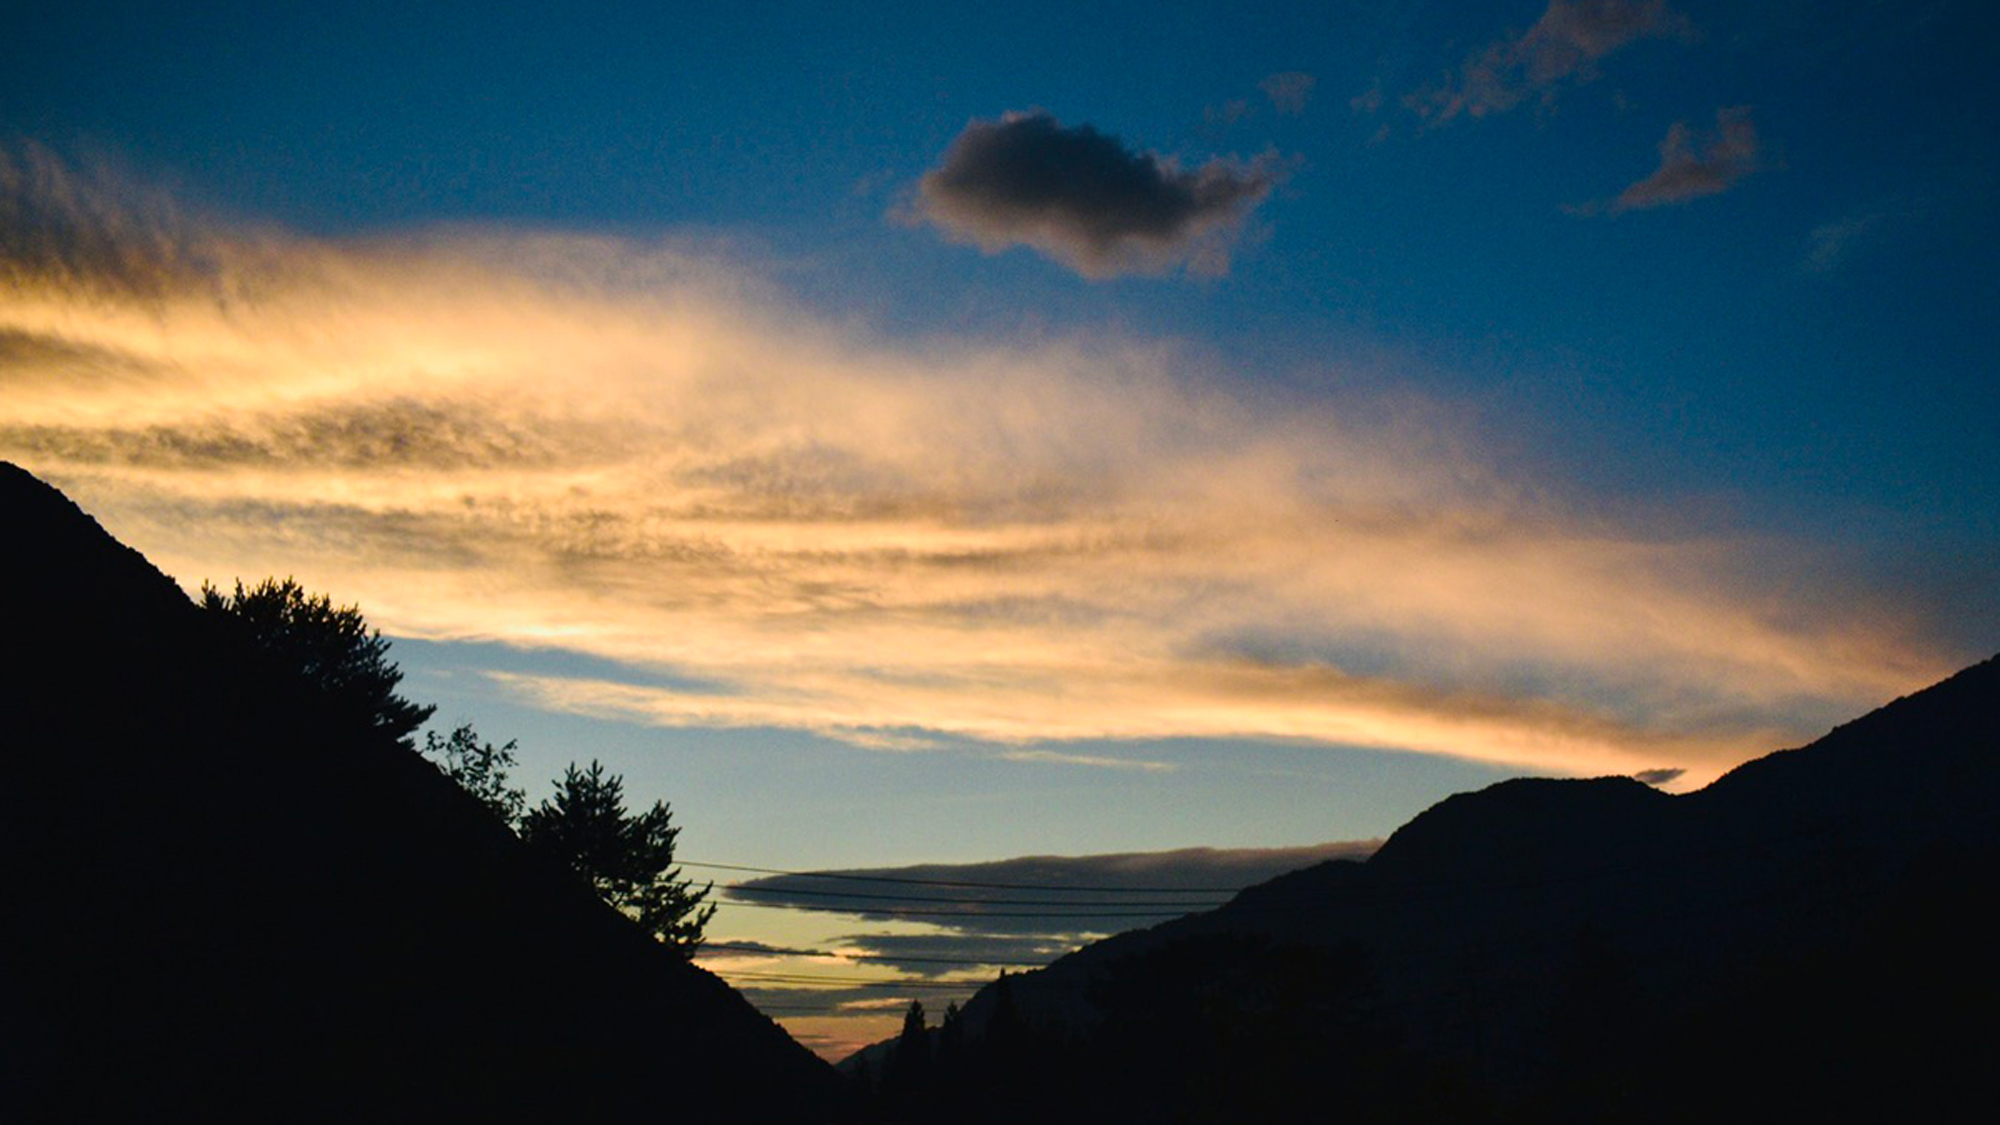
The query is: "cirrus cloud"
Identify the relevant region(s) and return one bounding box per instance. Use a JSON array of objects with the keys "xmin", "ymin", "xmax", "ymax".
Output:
[
  {"xmin": 0, "ymin": 146, "xmax": 1954, "ymax": 791},
  {"xmin": 1259, "ymin": 72, "xmax": 1317, "ymax": 116},
  {"xmin": 1610, "ymin": 106, "xmax": 1760, "ymax": 212},
  {"xmin": 1411, "ymin": 0, "xmax": 1690, "ymax": 123}
]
